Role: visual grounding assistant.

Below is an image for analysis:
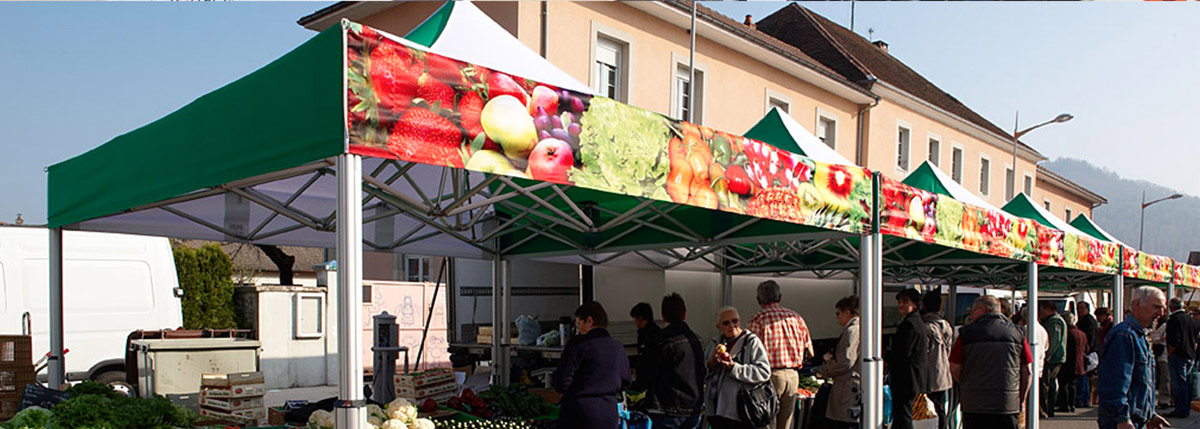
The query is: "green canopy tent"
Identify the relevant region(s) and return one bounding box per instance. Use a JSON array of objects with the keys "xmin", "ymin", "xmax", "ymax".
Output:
[{"xmin": 46, "ymin": 9, "xmax": 895, "ymax": 426}]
